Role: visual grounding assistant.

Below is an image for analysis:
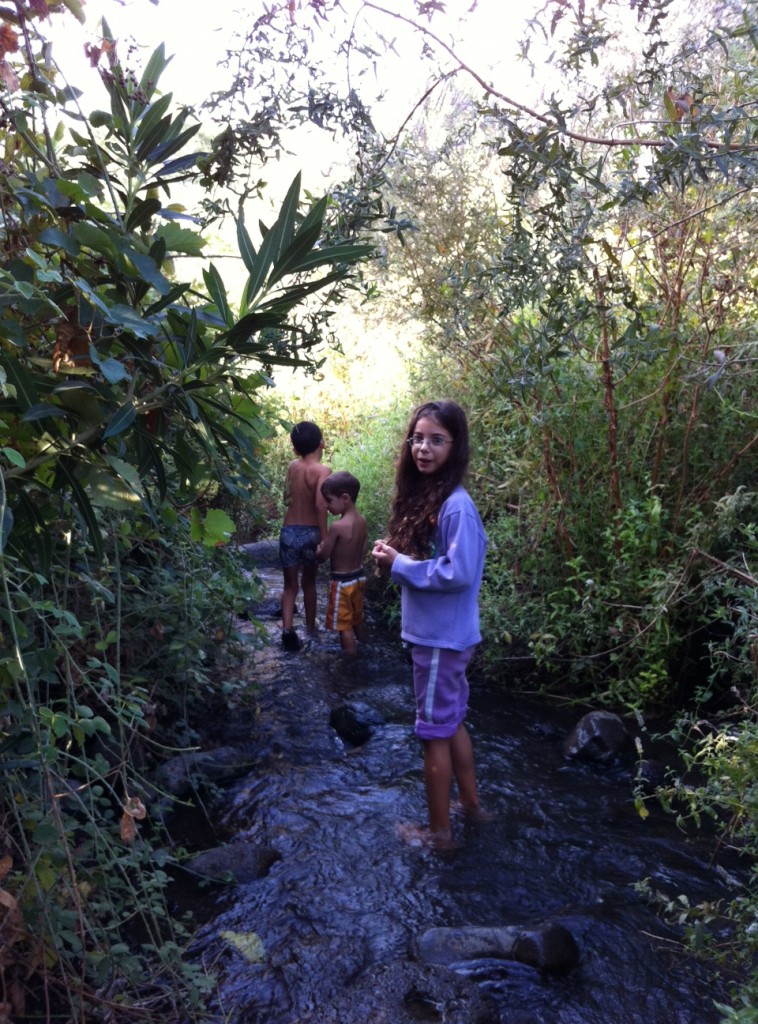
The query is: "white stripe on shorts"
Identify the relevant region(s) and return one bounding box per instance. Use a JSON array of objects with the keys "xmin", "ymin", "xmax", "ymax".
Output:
[
  {"xmin": 424, "ymin": 647, "xmax": 441, "ymax": 723},
  {"xmin": 327, "ymin": 580, "xmax": 344, "ymax": 631}
]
